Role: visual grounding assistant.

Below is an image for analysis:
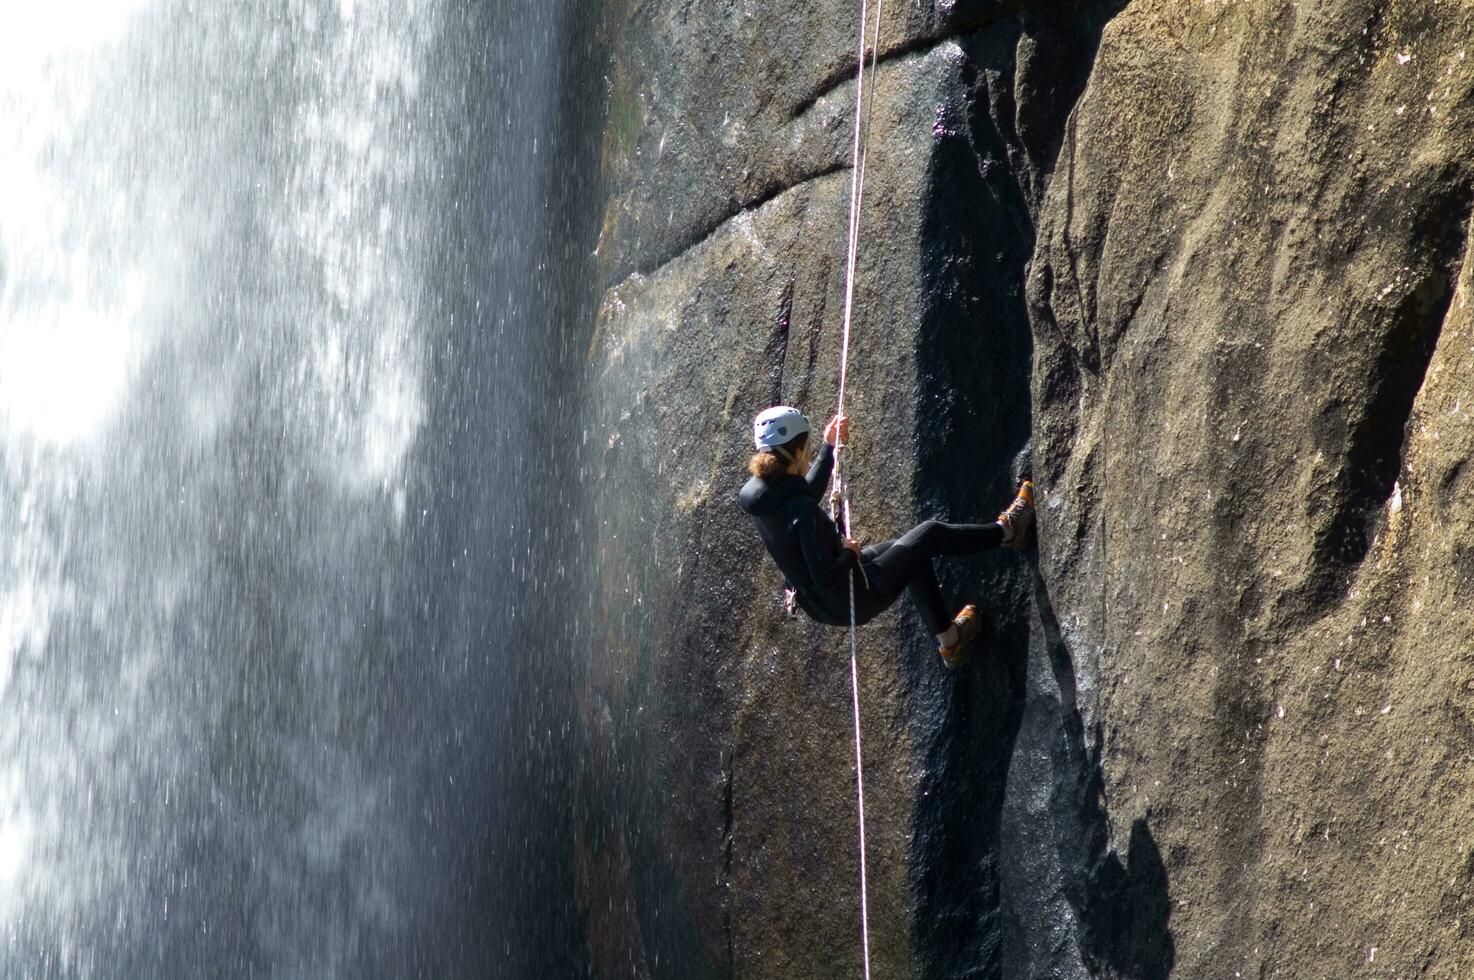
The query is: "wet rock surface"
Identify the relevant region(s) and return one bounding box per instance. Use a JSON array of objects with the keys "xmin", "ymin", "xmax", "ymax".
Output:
[{"xmin": 575, "ymin": 0, "xmax": 1474, "ymax": 977}]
